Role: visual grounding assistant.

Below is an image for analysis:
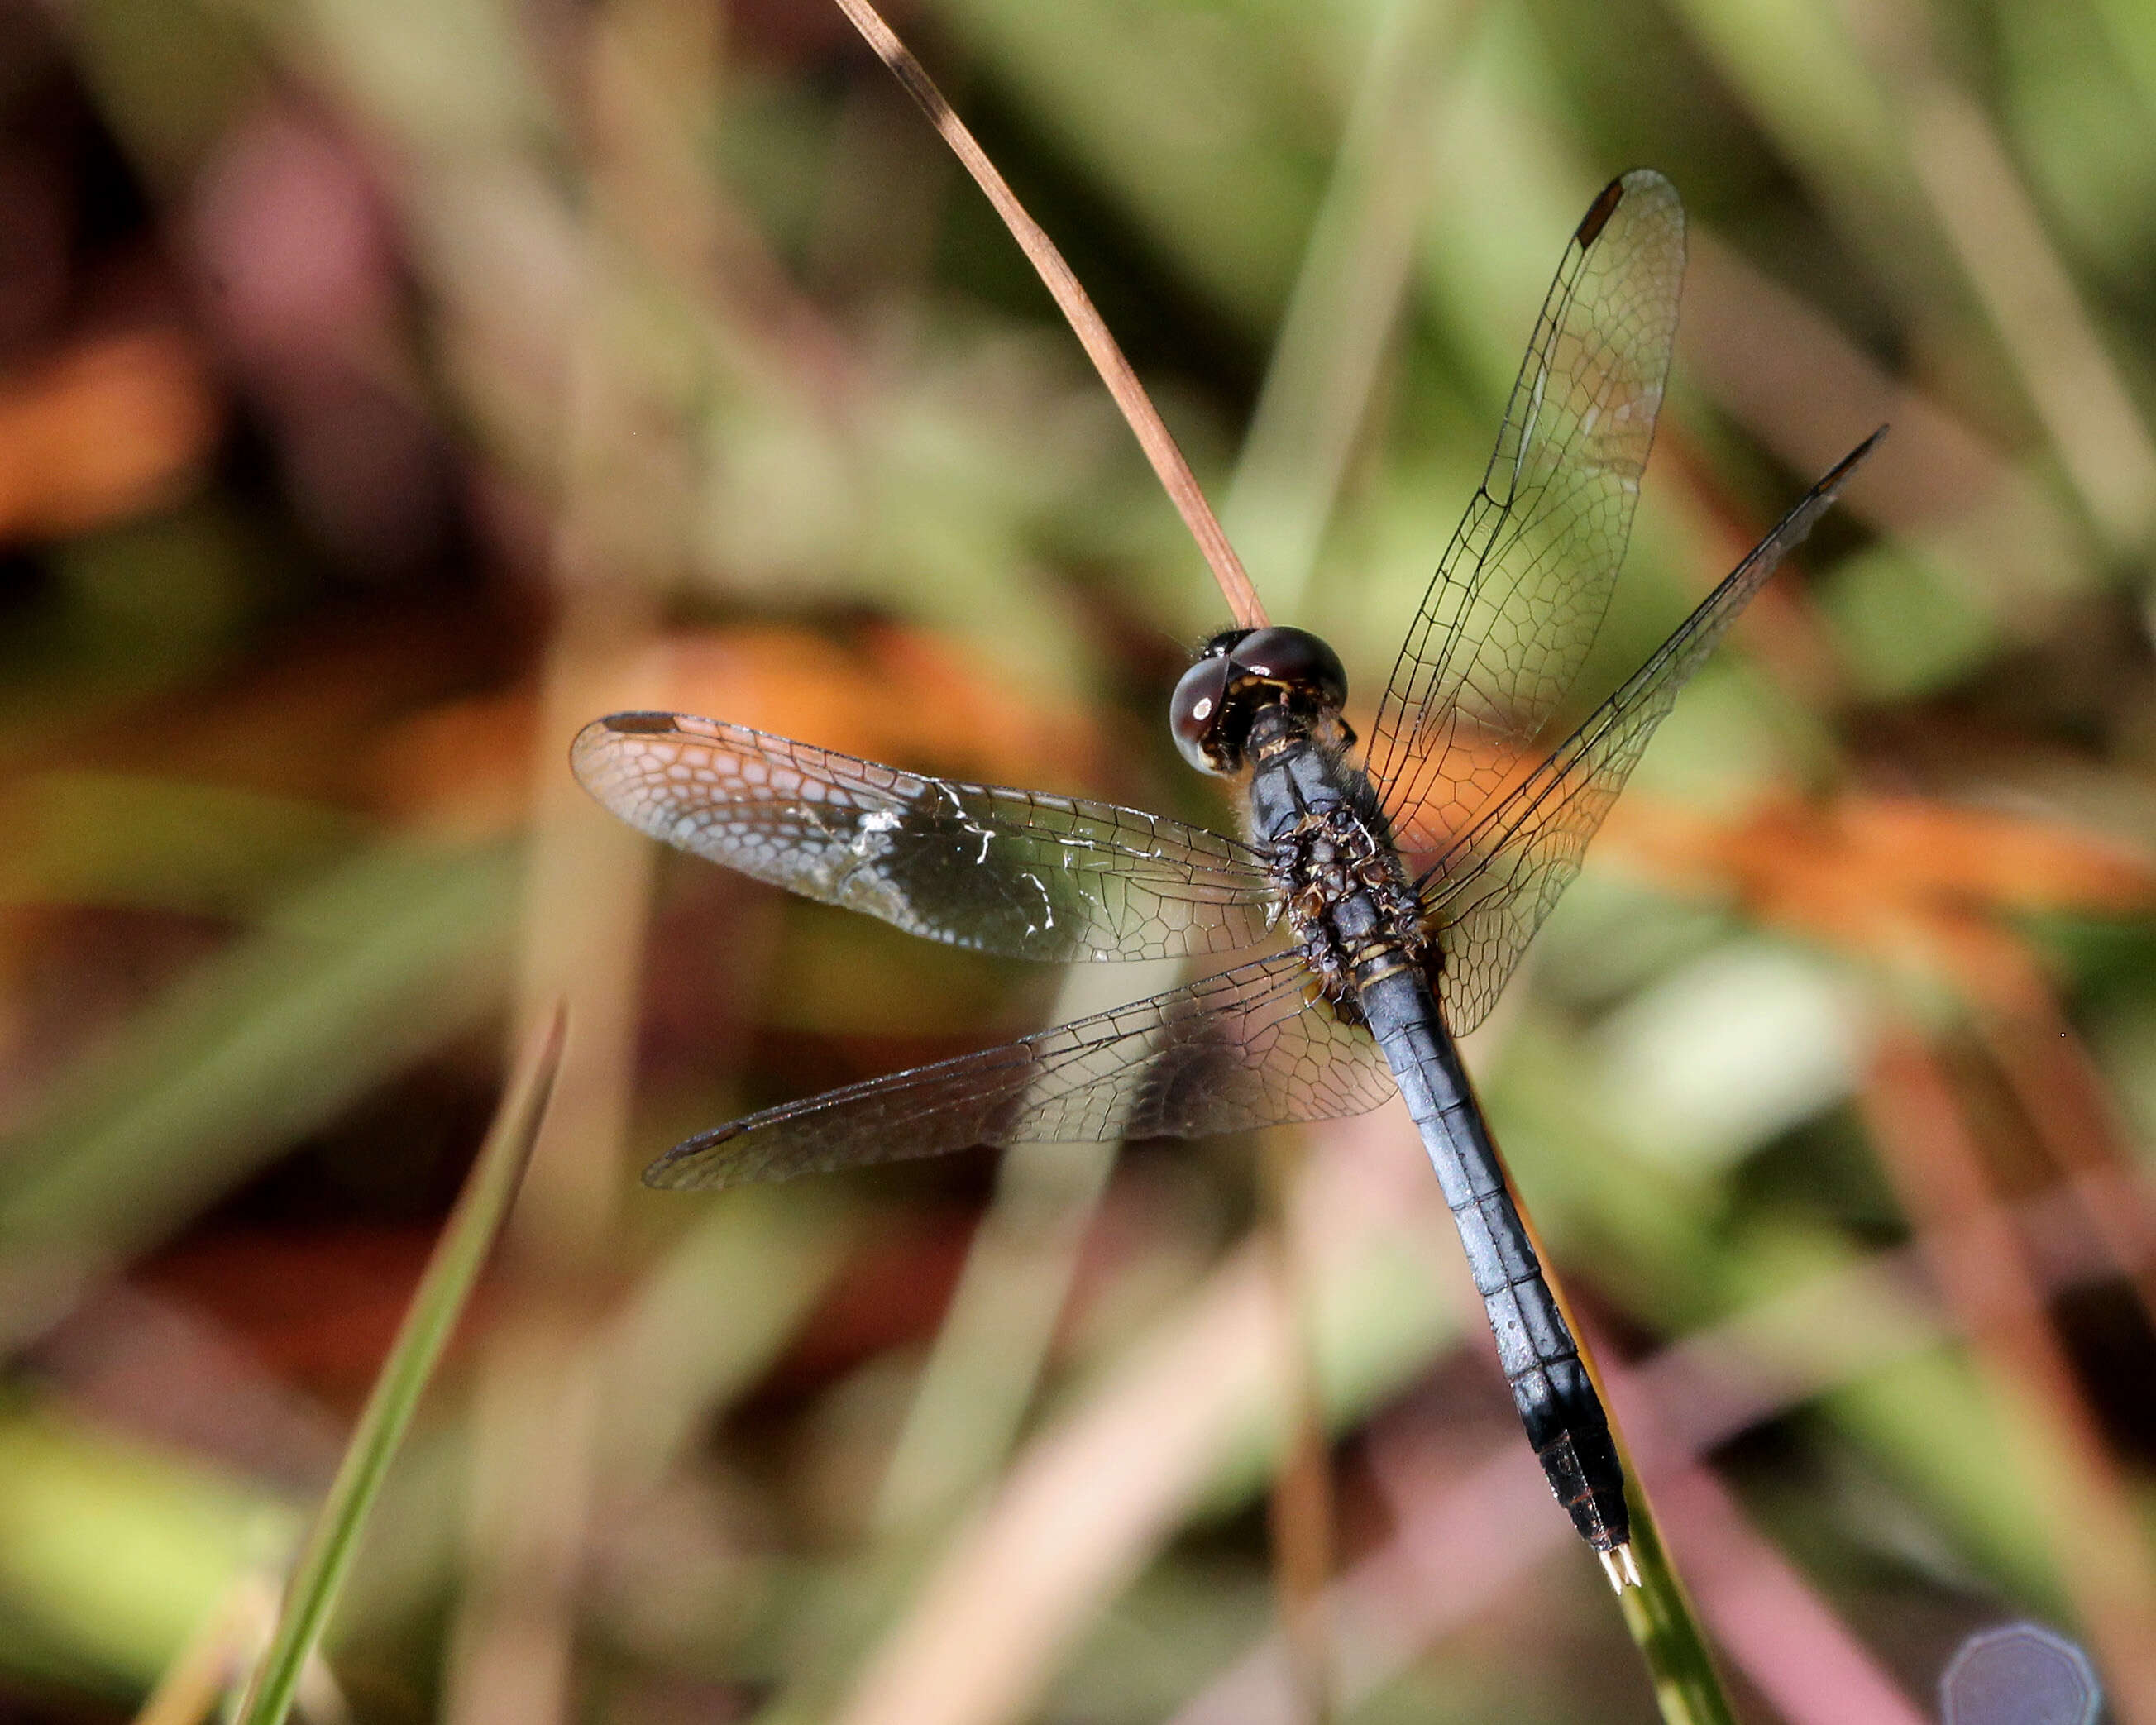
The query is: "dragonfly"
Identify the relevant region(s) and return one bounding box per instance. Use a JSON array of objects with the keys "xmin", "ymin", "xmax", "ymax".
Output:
[{"xmin": 573, "ymin": 169, "xmax": 1882, "ymax": 1590}]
